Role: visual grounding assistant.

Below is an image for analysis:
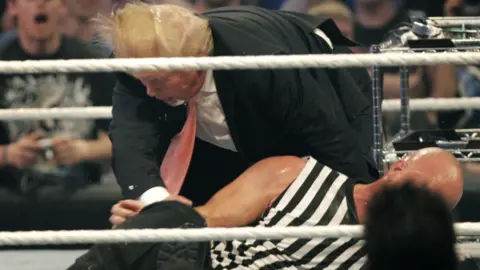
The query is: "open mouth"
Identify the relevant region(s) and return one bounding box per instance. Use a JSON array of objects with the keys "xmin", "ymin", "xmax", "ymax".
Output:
[{"xmin": 34, "ymin": 14, "xmax": 48, "ymax": 24}]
